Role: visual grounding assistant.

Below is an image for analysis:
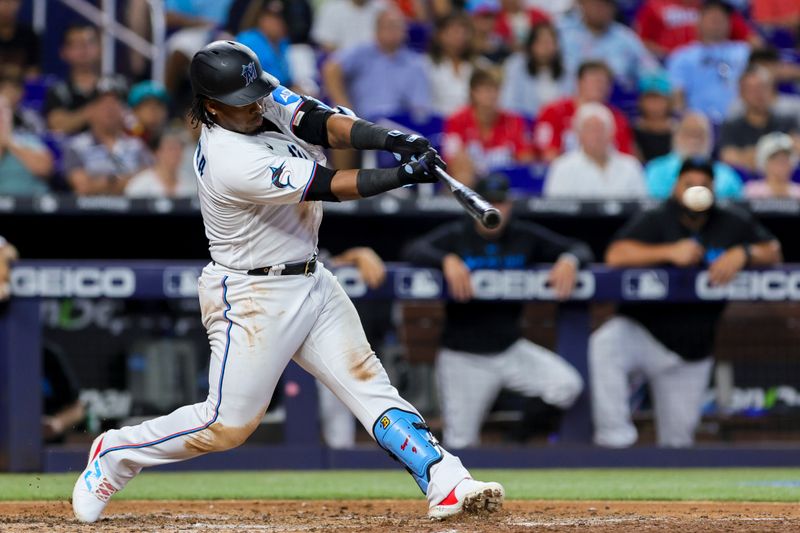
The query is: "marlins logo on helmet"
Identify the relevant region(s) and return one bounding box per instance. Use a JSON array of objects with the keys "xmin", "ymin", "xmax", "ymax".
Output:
[{"xmin": 241, "ymin": 62, "xmax": 257, "ymax": 85}]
